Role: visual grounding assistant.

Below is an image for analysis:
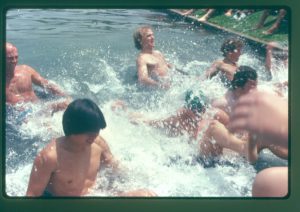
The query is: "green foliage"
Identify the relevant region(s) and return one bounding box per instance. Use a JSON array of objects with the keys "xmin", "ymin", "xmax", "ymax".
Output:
[{"xmin": 192, "ymin": 9, "xmax": 288, "ymax": 43}]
